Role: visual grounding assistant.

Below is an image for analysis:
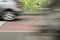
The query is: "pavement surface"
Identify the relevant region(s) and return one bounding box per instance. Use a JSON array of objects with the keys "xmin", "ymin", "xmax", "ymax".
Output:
[
  {"xmin": 0, "ymin": 16, "xmax": 54, "ymax": 40},
  {"xmin": 0, "ymin": 14, "xmax": 59, "ymax": 40},
  {"xmin": 0, "ymin": 16, "xmax": 43, "ymax": 31},
  {"xmin": 0, "ymin": 32, "xmax": 54, "ymax": 40},
  {"xmin": 0, "ymin": 12, "xmax": 60, "ymax": 31}
]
